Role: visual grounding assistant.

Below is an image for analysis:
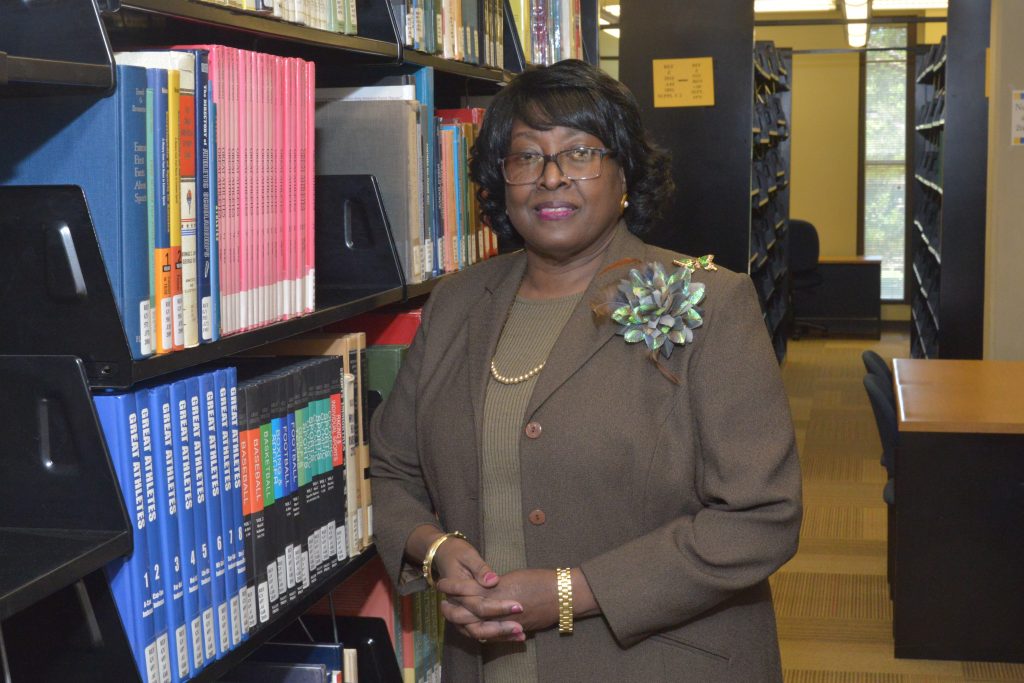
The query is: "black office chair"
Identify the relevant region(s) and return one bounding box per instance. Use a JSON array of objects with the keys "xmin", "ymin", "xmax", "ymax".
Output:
[
  {"xmin": 864, "ymin": 372, "xmax": 899, "ymax": 597},
  {"xmin": 862, "ymin": 350, "xmax": 895, "ymax": 408},
  {"xmin": 788, "ymin": 219, "xmax": 825, "ymax": 339}
]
